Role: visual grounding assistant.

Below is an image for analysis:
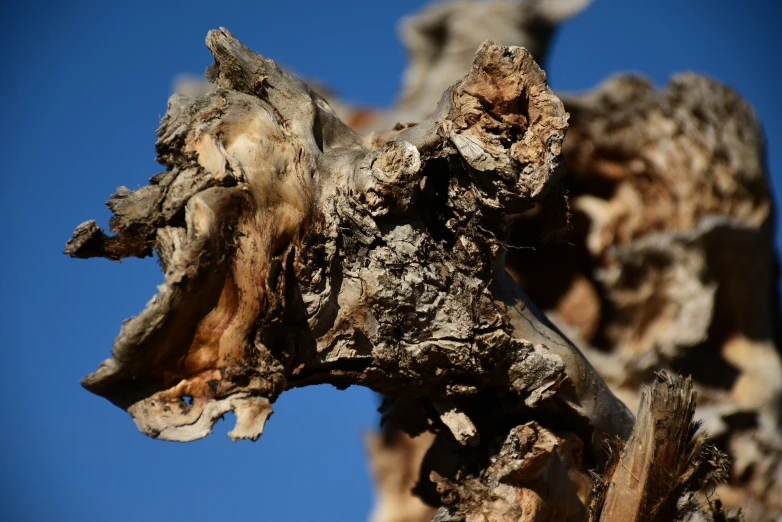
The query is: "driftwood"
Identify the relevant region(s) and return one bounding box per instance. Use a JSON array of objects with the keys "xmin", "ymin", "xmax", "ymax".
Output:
[{"xmin": 65, "ymin": 2, "xmax": 778, "ymax": 517}]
